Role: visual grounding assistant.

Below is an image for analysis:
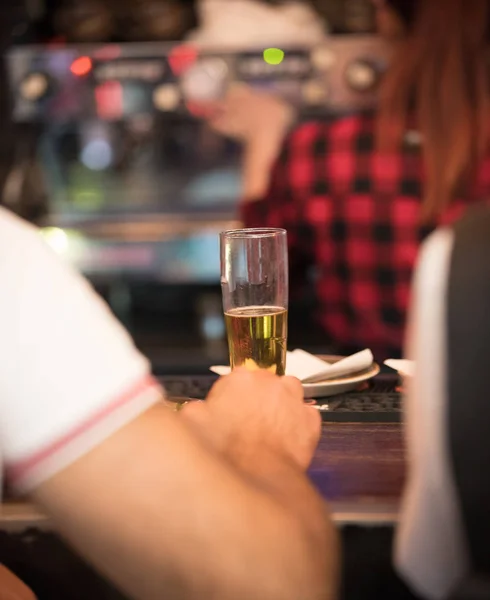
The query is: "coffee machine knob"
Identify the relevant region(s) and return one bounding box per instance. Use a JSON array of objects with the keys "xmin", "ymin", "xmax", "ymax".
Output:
[
  {"xmin": 345, "ymin": 59, "xmax": 379, "ymax": 92},
  {"xmin": 302, "ymin": 80, "xmax": 329, "ymax": 105},
  {"xmin": 19, "ymin": 72, "xmax": 51, "ymax": 102},
  {"xmin": 153, "ymin": 84, "xmax": 180, "ymax": 111}
]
